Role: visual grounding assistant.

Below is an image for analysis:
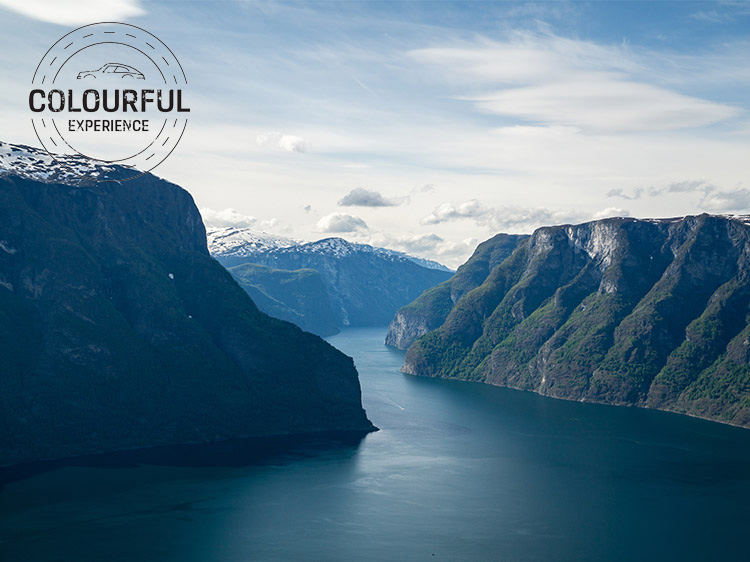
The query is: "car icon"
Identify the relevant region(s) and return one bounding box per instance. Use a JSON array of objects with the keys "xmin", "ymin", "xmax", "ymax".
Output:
[{"xmin": 77, "ymin": 63, "xmax": 145, "ymax": 79}]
